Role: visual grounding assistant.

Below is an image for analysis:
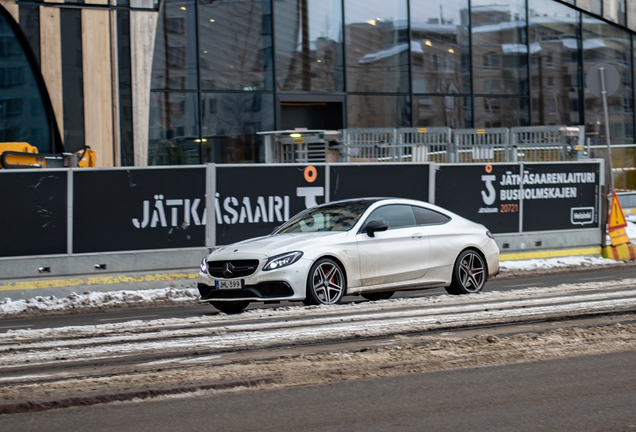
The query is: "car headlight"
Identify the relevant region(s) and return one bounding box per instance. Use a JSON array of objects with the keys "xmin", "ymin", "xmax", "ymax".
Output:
[
  {"xmin": 200, "ymin": 257, "xmax": 207, "ymax": 273},
  {"xmin": 263, "ymin": 251, "xmax": 303, "ymax": 271}
]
